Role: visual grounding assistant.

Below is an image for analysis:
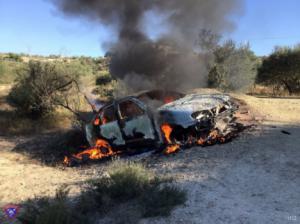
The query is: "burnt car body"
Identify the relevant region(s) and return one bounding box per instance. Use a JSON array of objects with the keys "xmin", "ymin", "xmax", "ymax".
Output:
[{"xmin": 85, "ymin": 90, "xmax": 237, "ymax": 151}]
